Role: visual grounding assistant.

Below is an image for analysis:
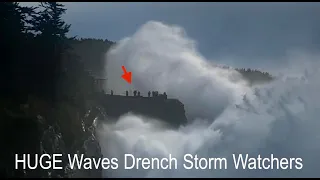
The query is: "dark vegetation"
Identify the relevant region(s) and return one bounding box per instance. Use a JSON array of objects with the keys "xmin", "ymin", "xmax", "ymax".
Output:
[
  {"xmin": 235, "ymin": 68, "xmax": 273, "ymax": 85},
  {"xmin": 69, "ymin": 38, "xmax": 114, "ymax": 77},
  {"xmin": 0, "ymin": 2, "xmax": 274, "ymax": 178},
  {"xmin": 1, "ymin": 2, "xmax": 109, "ymax": 178}
]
